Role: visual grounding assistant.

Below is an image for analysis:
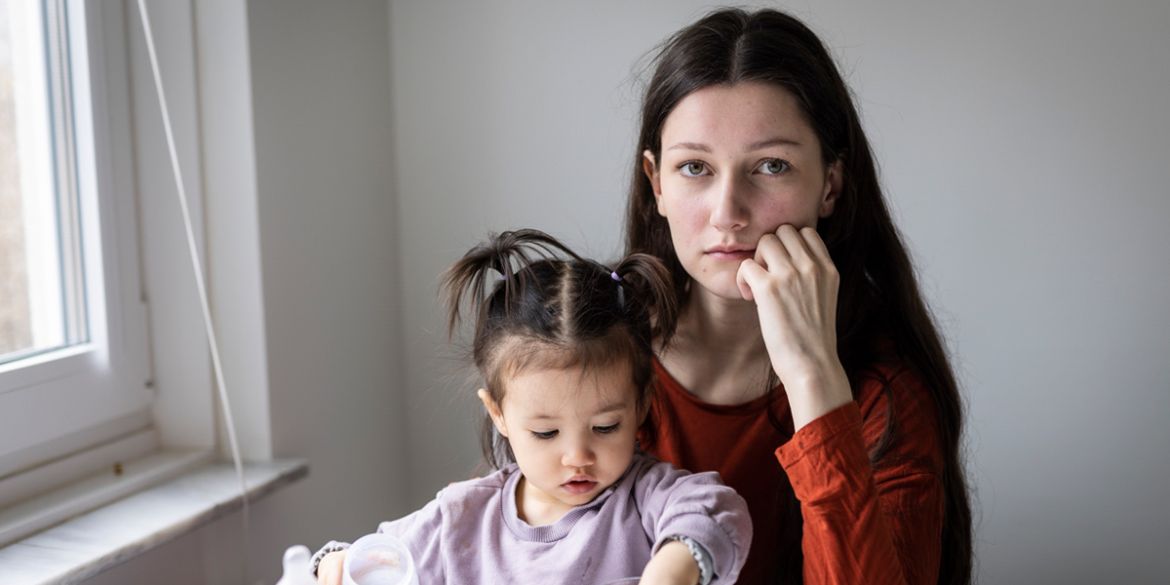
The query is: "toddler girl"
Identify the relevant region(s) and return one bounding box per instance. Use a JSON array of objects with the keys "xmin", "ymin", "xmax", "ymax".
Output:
[{"xmin": 312, "ymin": 229, "xmax": 750, "ymax": 585}]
